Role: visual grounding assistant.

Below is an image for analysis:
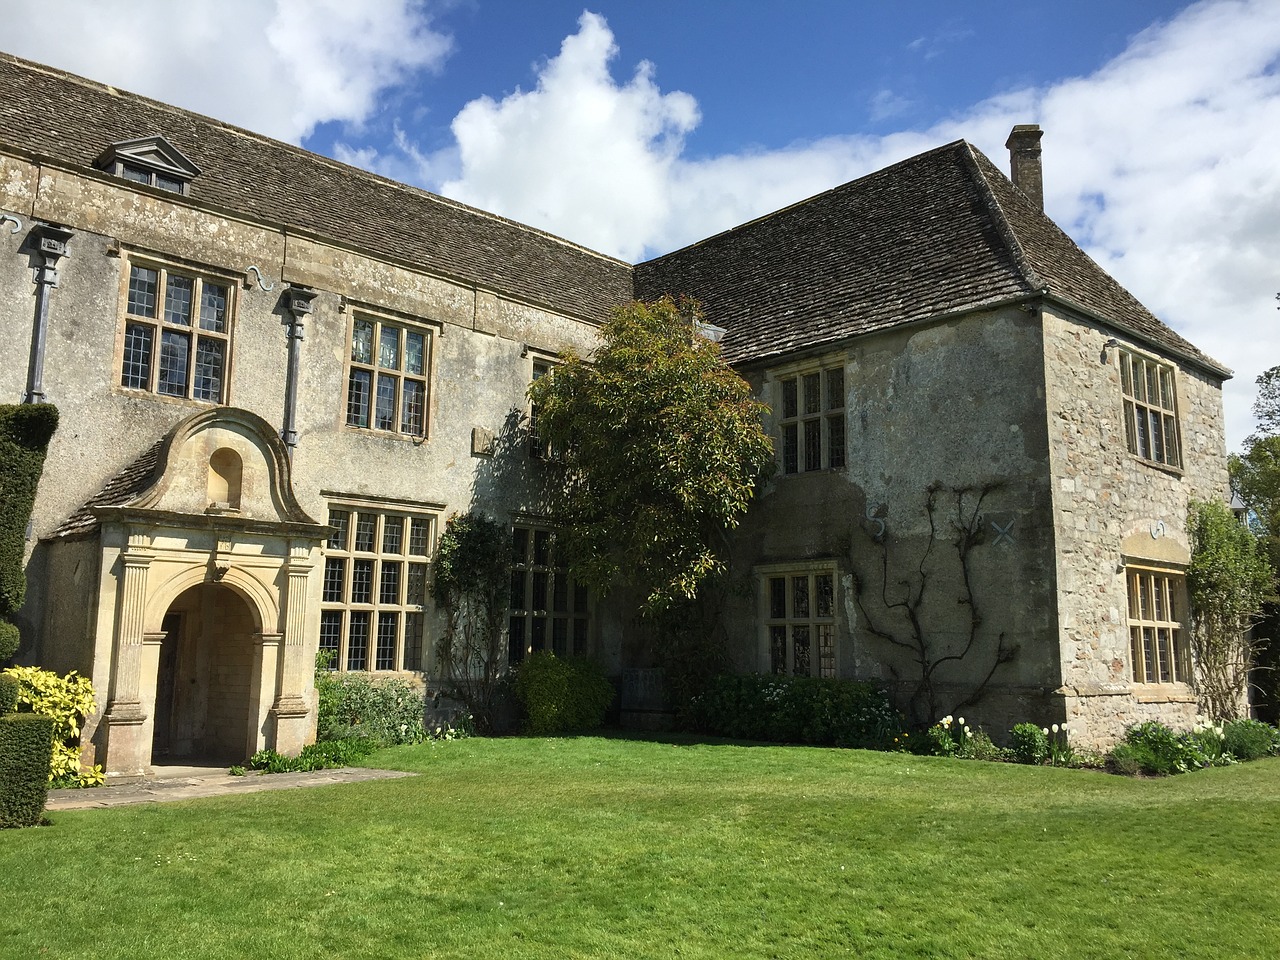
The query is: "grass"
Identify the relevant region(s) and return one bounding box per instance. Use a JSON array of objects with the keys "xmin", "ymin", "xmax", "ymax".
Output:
[{"xmin": 3, "ymin": 735, "xmax": 1279, "ymax": 959}]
